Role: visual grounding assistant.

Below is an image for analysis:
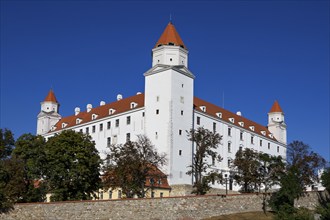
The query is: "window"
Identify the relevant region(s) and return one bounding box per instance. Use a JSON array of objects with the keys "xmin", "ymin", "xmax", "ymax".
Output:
[
  {"xmin": 228, "ymin": 142, "xmax": 231, "ymax": 153},
  {"xmin": 260, "ymin": 140, "xmax": 262, "ymax": 146},
  {"xmin": 212, "ymin": 156, "xmax": 215, "ymax": 166},
  {"xmin": 268, "ymin": 143, "xmax": 270, "ymax": 149},
  {"xmin": 277, "ymin": 146, "xmax": 279, "ymax": 153},
  {"xmin": 86, "ymin": 127, "xmax": 89, "ymax": 134},
  {"xmin": 118, "ymin": 190, "xmax": 122, "ymax": 199},
  {"xmin": 107, "ymin": 121, "xmax": 111, "ymax": 129},
  {"xmin": 240, "ymin": 132, "xmax": 243, "ymax": 140},
  {"xmin": 107, "ymin": 137, "xmax": 111, "ymax": 147},
  {"xmin": 160, "ymin": 192, "xmax": 163, "ymax": 198},
  {"xmin": 79, "ymin": 129, "xmax": 83, "ymax": 133},
  {"xmin": 99, "ymin": 123, "xmax": 103, "ymax": 131},
  {"xmin": 180, "ymin": 96, "xmax": 184, "ymax": 103},
  {"xmin": 115, "ymin": 119, "xmax": 119, "ymax": 127},
  {"xmin": 213, "ymin": 122, "xmax": 216, "ymax": 132},
  {"xmin": 126, "ymin": 133, "xmax": 130, "ymax": 142},
  {"xmin": 197, "ymin": 116, "xmax": 200, "ymax": 125},
  {"xmin": 181, "ymin": 84, "xmax": 184, "ymax": 88},
  {"xmin": 109, "ymin": 190, "xmax": 112, "ymax": 199},
  {"xmin": 179, "ymin": 171, "xmax": 183, "ymax": 178},
  {"xmin": 156, "ymin": 109, "xmax": 159, "ymax": 115},
  {"xmin": 179, "ymin": 130, "xmax": 182, "ymax": 135},
  {"xmin": 113, "ymin": 135, "xmax": 118, "ymax": 145},
  {"xmin": 170, "ymin": 58, "xmax": 172, "ymax": 61},
  {"xmin": 181, "ymin": 110, "xmax": 184, "ymax": 115},
  {"xmin": 151, "ymin": 192, "xmax": 155, "ymax": 198},
  {"xmin": 142, "ymin": 112, "xmax": 145, "ymax": 117},
  {"xmin": 158, "ymin": 179, "xmax": 162, "ymax": 185},
  {"xmin": 228, "ymin": 159, "xmax": 231, "ymax": 167},
  {"xmin": 92, "ymin": 125, "xmax": 96, "ymax": 133},
  {"xmin": 228, "ymin": 127, "xmax": 231, "ymax": 136},
  {"xmin": 127, "ymin": 116, "xmax": 131, "ymax": 125},
  {"xmin": 150, "ymin": 178, "xmax": 155, "ymax": 185},
  {"xmin": 239, "ymin": 146, "xmax": 243, "ymax": 151},
  {"xmin": 156, "ymin": 96, "xmax": 159, "ymax": 102},
  {"xmin": 155, "ymin": 132, "xmax": 158, "ymax": 139},
  {"xmin": 251, "ymin": 136, "xmax": 254, "ymax": 144},
  {"xmin": 99, "ymin": 191, "xmax": 103, "ymax": 200},
  {"xmin": 179, "ymin": 150, "xmax": 182, "ymax": 156}
]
